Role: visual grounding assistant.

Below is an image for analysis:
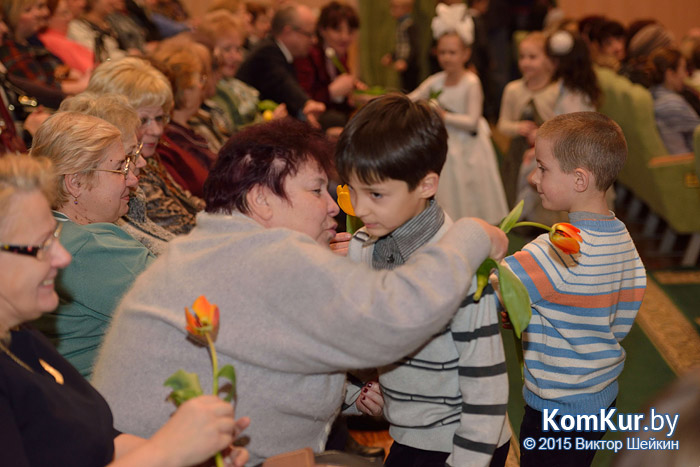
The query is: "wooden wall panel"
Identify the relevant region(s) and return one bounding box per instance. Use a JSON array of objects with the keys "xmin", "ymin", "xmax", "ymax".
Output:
[
  {"xmin": 182, "ymin": 0, "xmax": 697, "ymax": 40},
  {"xmin": 559, "ymin": 0, "xmax": 700, "ymax": 42}
]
